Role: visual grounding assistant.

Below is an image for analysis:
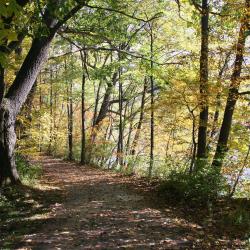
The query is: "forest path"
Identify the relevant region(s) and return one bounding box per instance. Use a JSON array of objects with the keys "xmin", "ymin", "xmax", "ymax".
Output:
[
  {"xmin": 20, "ymin": 157, "xmax": 197, "ymax": 249},
  {"xmin": 8, "ymin": 156, "xmax": 206, "ymax": 249}
]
